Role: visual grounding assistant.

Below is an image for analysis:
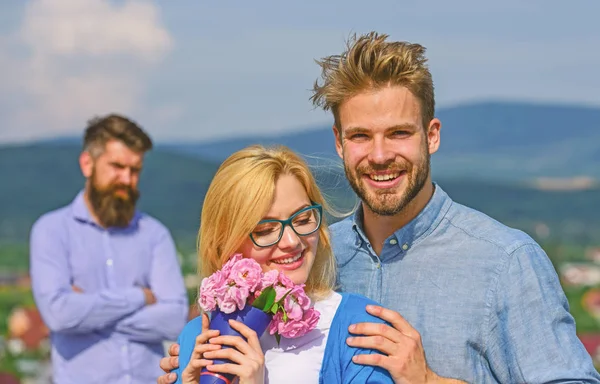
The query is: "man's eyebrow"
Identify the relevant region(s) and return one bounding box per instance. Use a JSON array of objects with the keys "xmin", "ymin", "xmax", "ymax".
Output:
[
  {"xmin": 385, "ymin": 123, "xmax": 418, "ymax": 131},
  {"xmin": 109, "ymin": 161, "xmax": 142, "ymax": 171},
  {"xmin": 344, "ymin": 126, "xmax": 369, "ymax": 136},
  {"xmin": 344, "ymin": 123, "xmax": 418, "ymax": 136}
]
